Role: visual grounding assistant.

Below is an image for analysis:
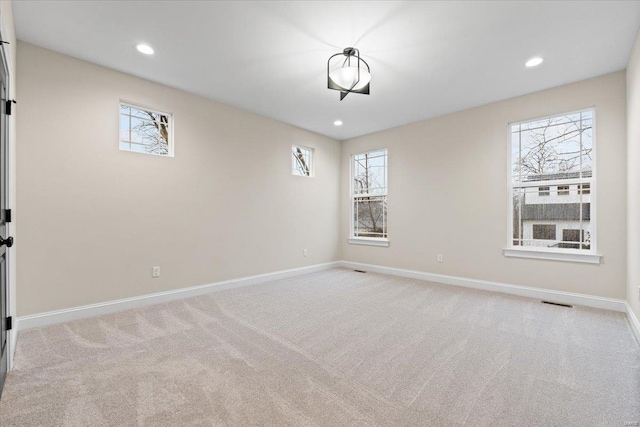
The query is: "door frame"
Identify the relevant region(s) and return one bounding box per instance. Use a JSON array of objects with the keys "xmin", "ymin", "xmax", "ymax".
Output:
[{"xmin": 0, "ymin": 13, "xmax": 14, "ymax": 372}]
